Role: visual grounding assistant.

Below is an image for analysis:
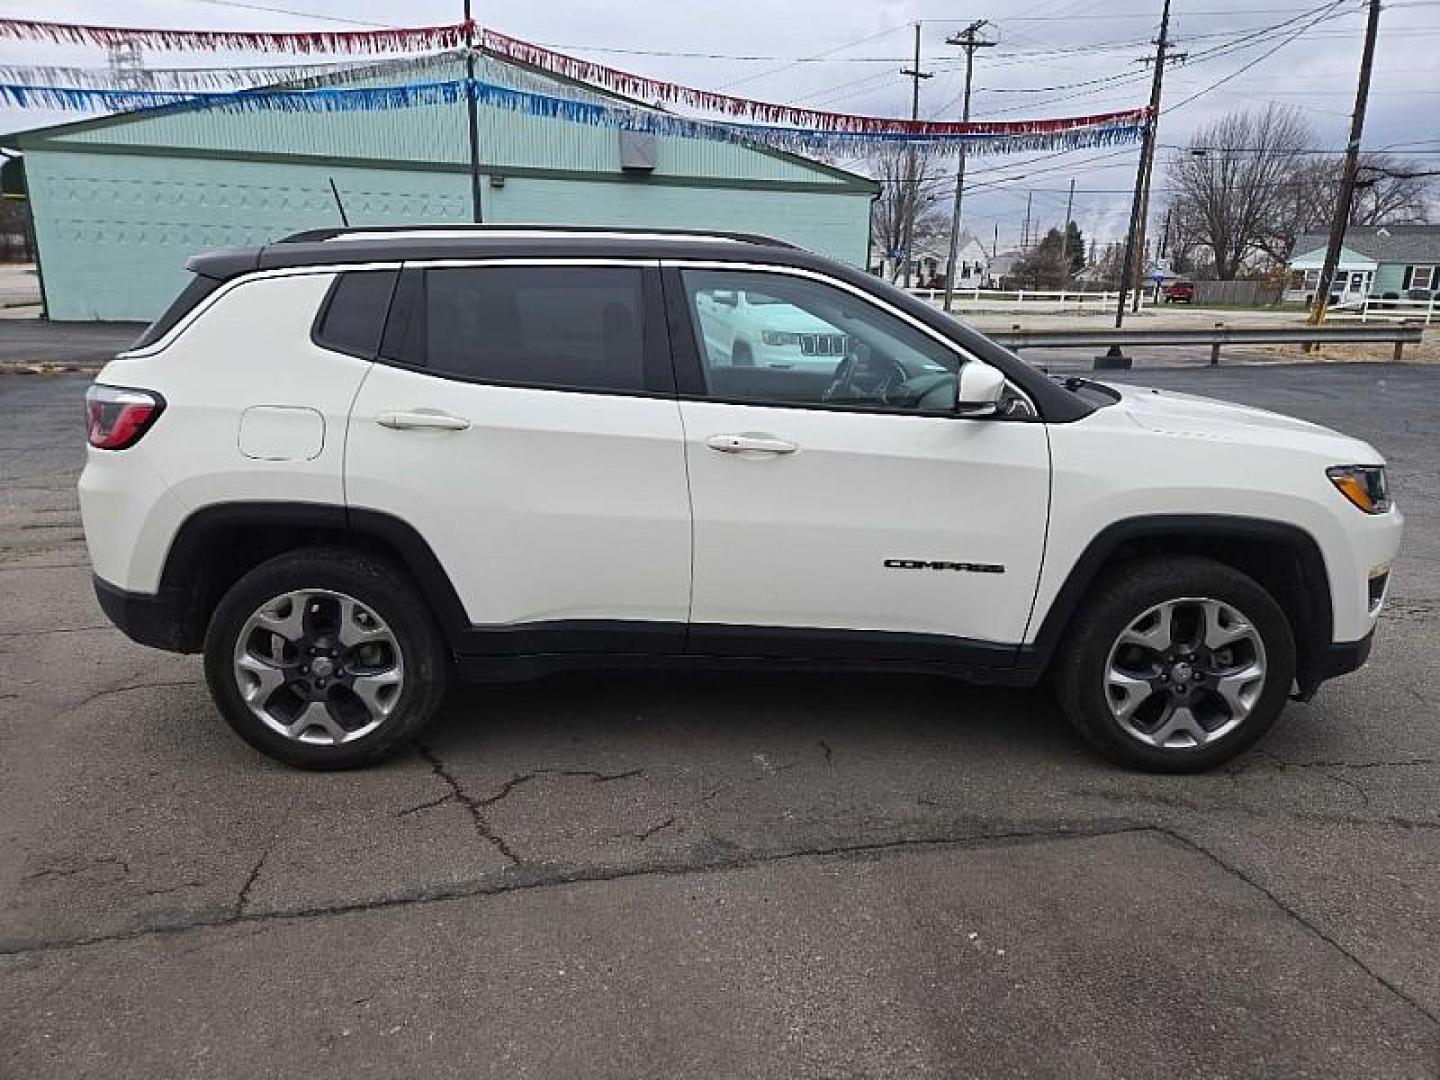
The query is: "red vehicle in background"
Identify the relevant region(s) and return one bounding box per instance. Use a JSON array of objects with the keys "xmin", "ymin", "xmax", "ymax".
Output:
[{"xmin": 1162, "ymin": 279, "xmax": 1195, "ymax": 303}]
